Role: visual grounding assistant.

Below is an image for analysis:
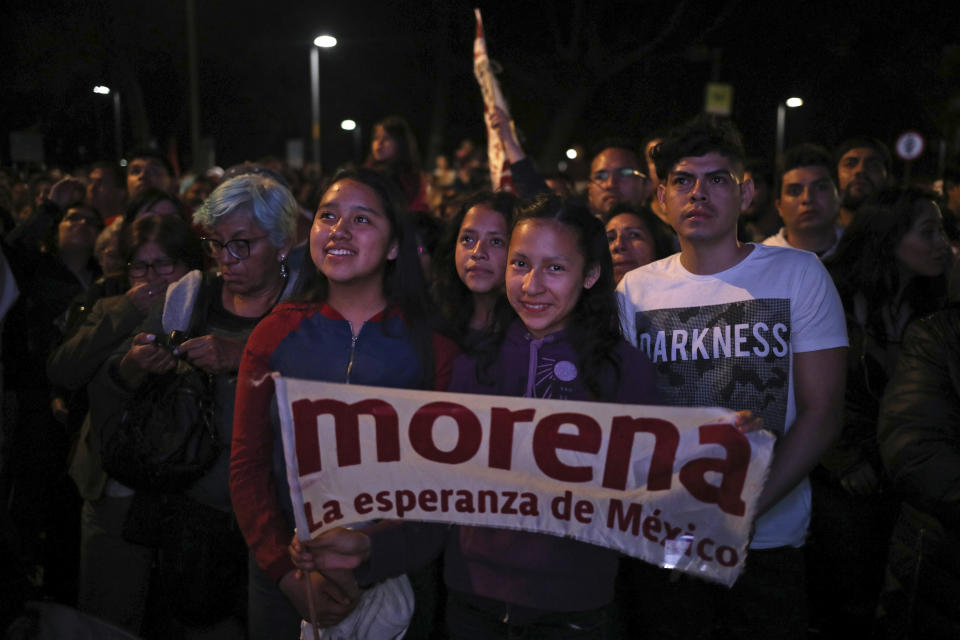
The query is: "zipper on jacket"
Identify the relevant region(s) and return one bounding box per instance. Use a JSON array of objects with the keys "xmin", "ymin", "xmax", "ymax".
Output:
[{"xmin": 345, "ymin": 322, "xmax": 361, "ymax": 383}]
